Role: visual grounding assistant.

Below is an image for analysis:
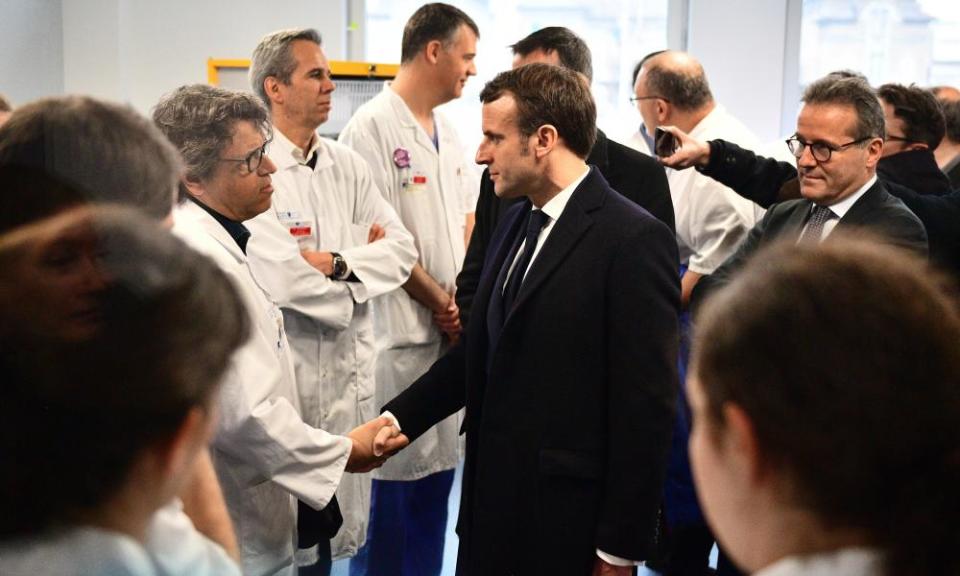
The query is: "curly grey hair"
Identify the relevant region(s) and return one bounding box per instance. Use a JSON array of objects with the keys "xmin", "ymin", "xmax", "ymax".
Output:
[{"xmin": 152, "ymin": 84, "xmax": 270, "ymax": 201}]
